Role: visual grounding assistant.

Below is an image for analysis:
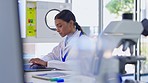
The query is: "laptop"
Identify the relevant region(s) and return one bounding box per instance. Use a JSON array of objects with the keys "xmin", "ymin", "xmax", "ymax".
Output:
[{"xmin": 24, "ymin": 63, "xmax": 62, "ymax": 72}]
